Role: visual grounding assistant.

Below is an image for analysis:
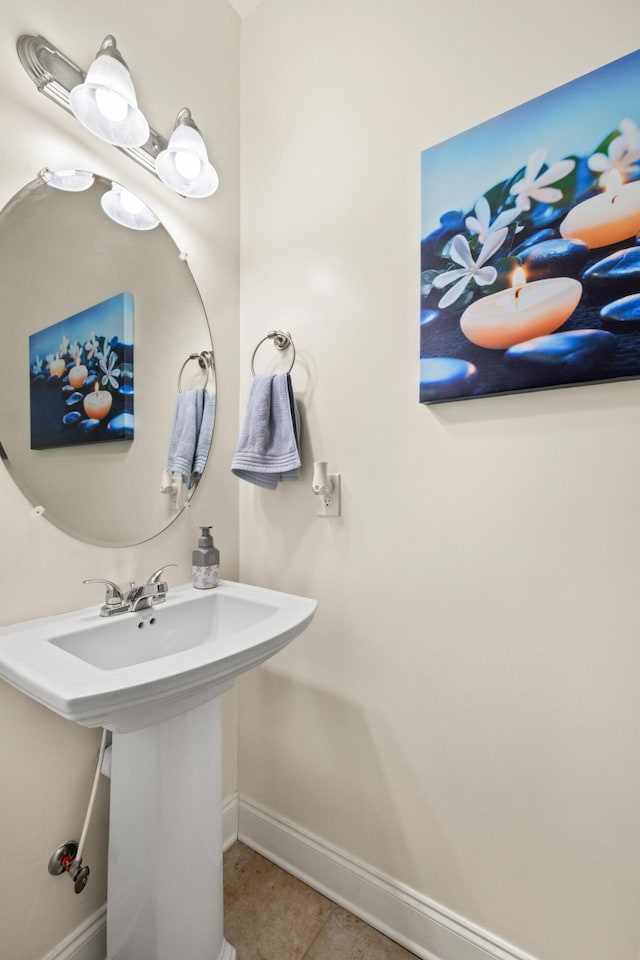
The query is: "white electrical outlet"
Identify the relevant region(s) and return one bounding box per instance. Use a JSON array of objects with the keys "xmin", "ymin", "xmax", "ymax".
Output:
[{"xmin": 317, "ymin": 474, "xmax": 340, "ymax": 517}]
